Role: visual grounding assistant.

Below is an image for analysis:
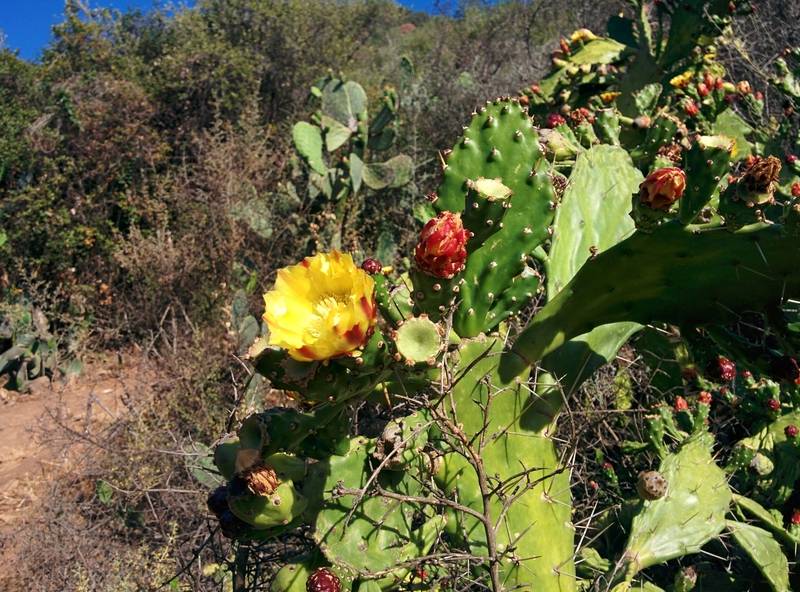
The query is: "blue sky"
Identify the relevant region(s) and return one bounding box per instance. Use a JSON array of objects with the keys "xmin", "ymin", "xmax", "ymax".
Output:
[{"xmin": 0, "ymin": 0, "xmax": 443, "ymax": 61}]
